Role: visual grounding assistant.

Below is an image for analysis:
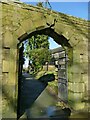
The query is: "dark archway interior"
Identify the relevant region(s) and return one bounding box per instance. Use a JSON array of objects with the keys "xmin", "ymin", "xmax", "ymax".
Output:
[{"xmin": 18, "ymin": 28, "xmax": 72, "ymax": 48}]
